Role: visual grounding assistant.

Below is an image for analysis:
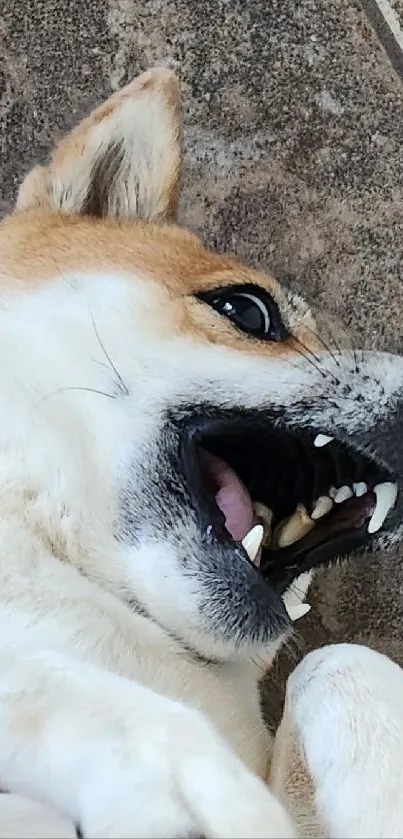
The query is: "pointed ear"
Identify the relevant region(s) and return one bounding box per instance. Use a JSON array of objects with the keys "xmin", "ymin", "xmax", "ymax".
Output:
[{"xmin": 17, "ymin": 68, "xmax": 181, "ymax": 223}]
